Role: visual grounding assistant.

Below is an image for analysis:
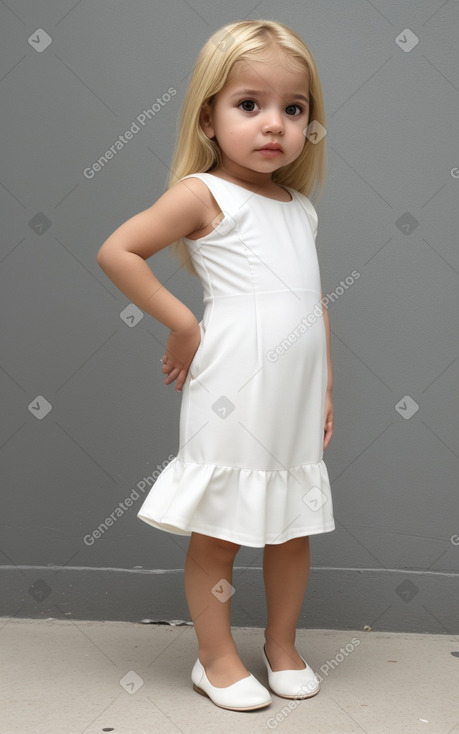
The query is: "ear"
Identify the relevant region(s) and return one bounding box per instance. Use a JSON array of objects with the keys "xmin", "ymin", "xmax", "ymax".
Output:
[{"xmin": 200, "ymin": 102, "xmax": 215, "ymax": 139}]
